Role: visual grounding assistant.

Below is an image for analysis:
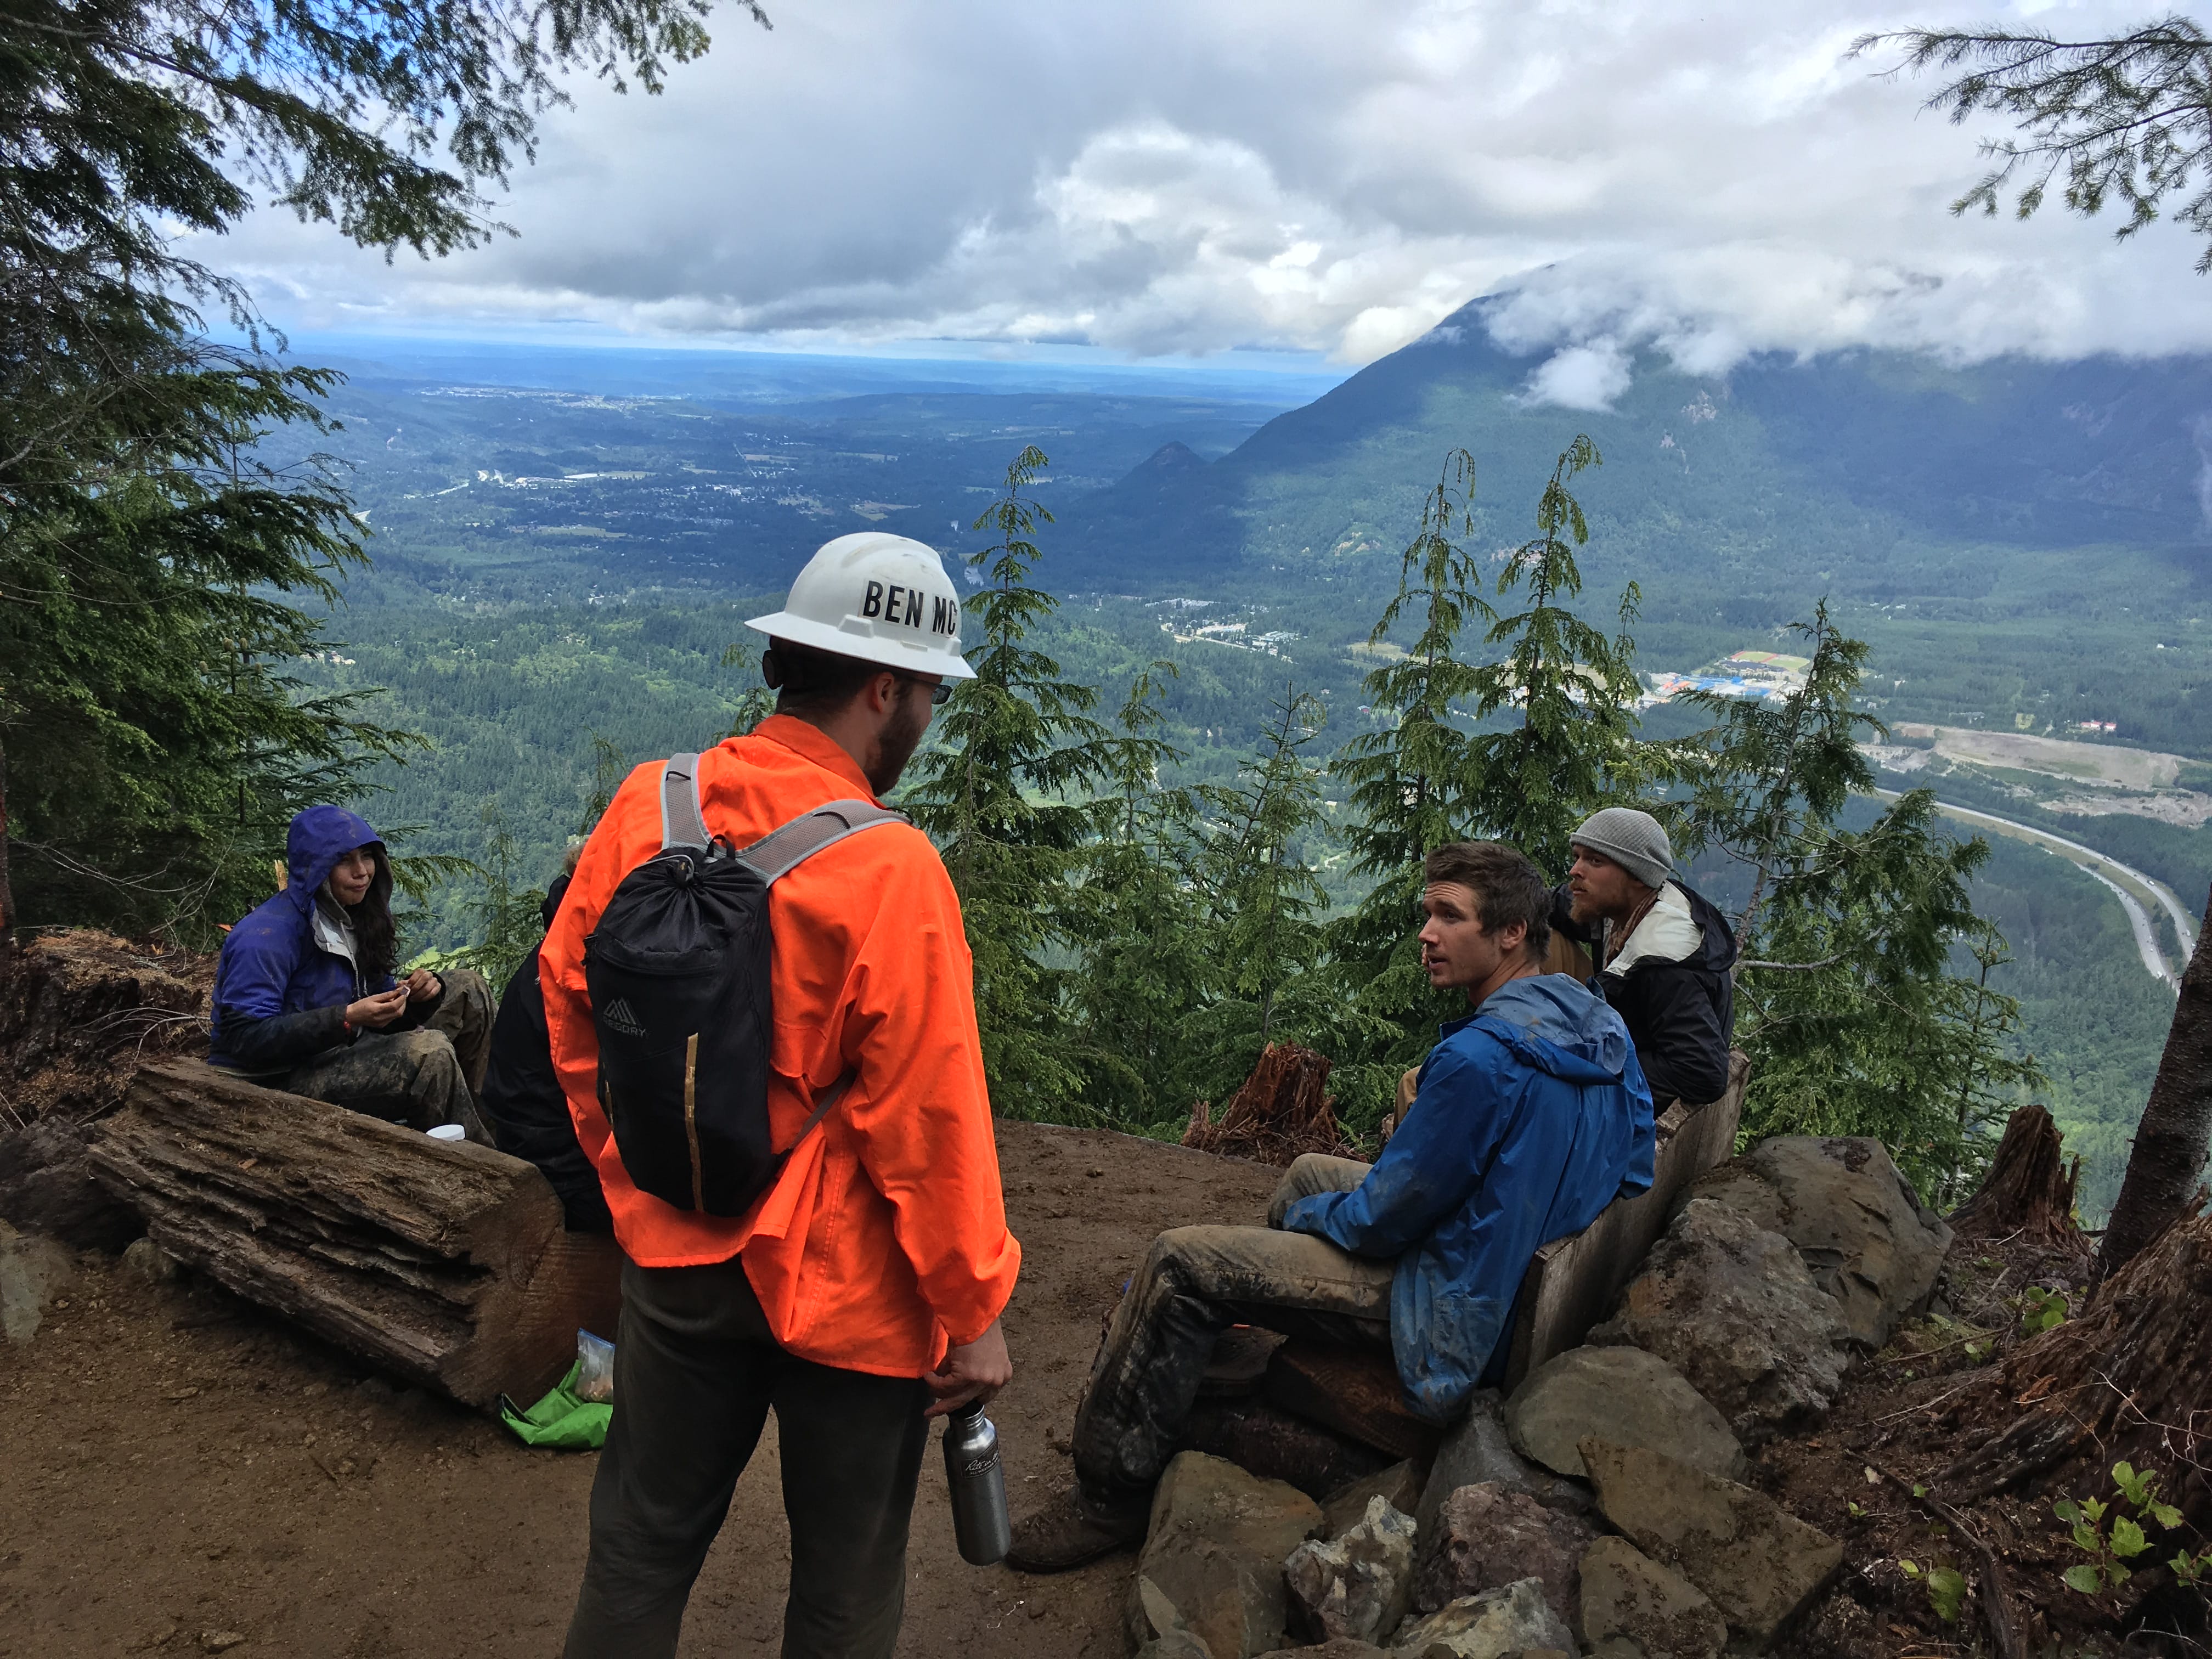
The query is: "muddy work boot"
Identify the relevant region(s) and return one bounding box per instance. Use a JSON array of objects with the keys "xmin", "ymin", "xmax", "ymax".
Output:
[{"xmin": 1004, "ymin": 1486, "xmax": 1149, "ymax": 1573}]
